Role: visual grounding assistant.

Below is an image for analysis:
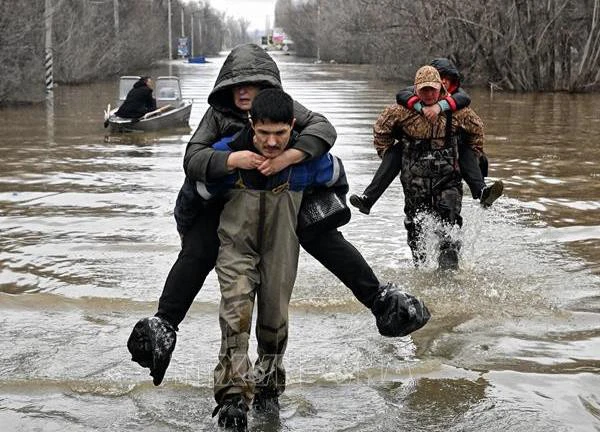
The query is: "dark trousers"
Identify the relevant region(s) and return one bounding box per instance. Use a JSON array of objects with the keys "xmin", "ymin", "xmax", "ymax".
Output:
[
  {"xmin": 403, "ymin": 182, "xmax": 464, "ymax": 264},
  {"xmin": 157, "ymin": 201, "xmax": 223, "ymax": 329},
  {"xmin": 363, "ymin": 142, "xmax": 486, "ymax": 206},
  {"xmin": 363, "ymin": 144, "xmax": 403, "ymax": 206},
  {"xmin": 458, "ymin": 144, "xmax": 486, "ymax": 199},
  {"xmin": 156, "ymin": 207, "xmax": 381, "ymax": 328}
]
